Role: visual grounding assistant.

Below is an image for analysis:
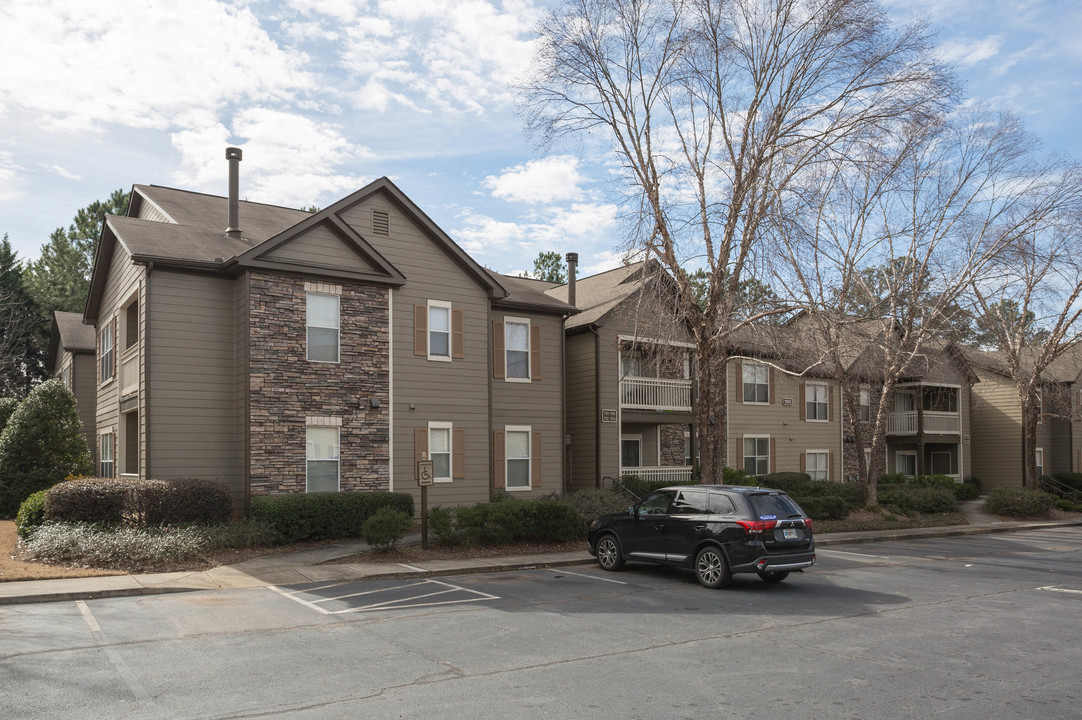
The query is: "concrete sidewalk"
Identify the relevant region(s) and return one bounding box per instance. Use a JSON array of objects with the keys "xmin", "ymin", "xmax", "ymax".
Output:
[{"xmin": 3, "ymin": 502, "xmax": 1081, "ymax": 605}]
